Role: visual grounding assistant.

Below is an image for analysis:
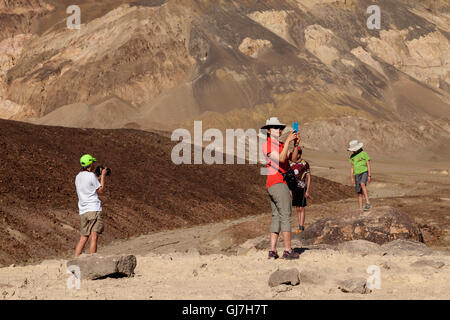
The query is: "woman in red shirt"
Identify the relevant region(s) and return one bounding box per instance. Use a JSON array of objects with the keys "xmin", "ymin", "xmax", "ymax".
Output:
[{"xmin": 261, "ymin": 117, "xmax": 300, "ymax": 260}]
